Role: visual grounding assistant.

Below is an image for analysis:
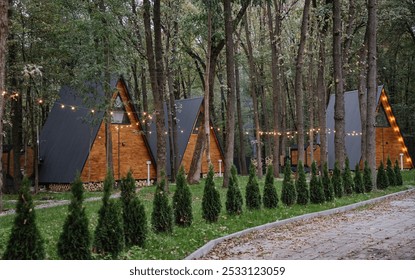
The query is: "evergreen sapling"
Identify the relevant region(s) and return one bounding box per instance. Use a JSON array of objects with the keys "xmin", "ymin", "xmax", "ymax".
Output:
[
  {"xmin": 394, "ymin": 160, "xmax": 403, "ymax": 186},
  {"xmin": 363, "ymin": 160, "xmax": 373, "ymax": 192},
  {"xmin": 173, "ymin": 166, "xmax": 193, "ymax": 226},
  {"xmin": 281, "ymin": 159, "xmax": 296, "ymax": 206},
  {"xmin": 245, "ymin": 163, "xmax": 261, "ymax": 210},
  {"xmin": 386, "ymin": 157, "xmax": 397, "ymax": 186},
  {"xmin": 322, "ymin": 162, "xmax": 334, "ymax": 202},
  {"xmin": 376, "ymin": 161, "xmax": 389, "ymax": 190},
  {"xmin": 332, "ymin": 161, "xmax": 344, "ymax": 198},
  {"xmin": 353, "ymin": 164, "xmax": 365, "ymax": 194},
  {"xmin": 310, "ymin": 161, "xmax": 325, "ymax": 204},
  {"xmin": 296, "ymin": 160, "xmax": 309, "ymax": 205},
  {"xmin": 342, "ymin": 157, "xmax": 354, "ymax": 195},
  {"xmin": 262, "ymin": 165, "xmax": 279, "ymax": 209},
  {"xmin": 226, "ymin": 165, "xmax": 243, "ymax": 214},
  {"xmin": 202, "ymin": 165, "xmax": 221, "ymax": 222},
  {"xmin": 151, "ymin": 175, "xmax": 173, "ymax": 232}
]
